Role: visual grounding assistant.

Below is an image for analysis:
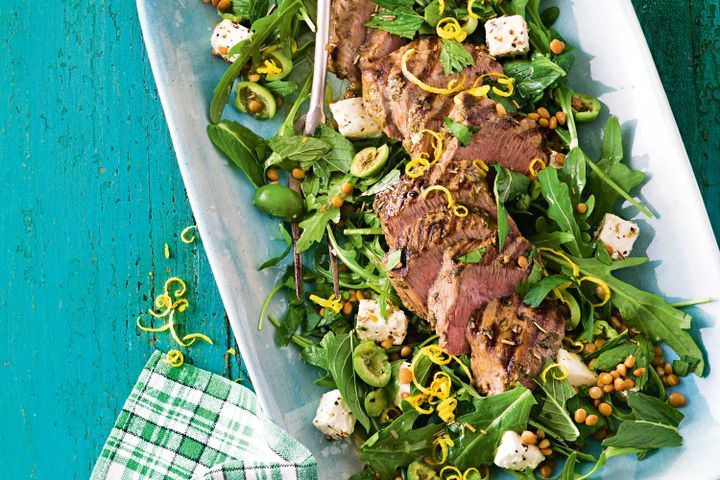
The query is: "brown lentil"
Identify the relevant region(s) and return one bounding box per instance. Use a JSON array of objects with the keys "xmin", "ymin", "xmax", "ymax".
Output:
[
  {"xmin": 398, "ymin": 367, "xmax": 412, "ymax": 384},
  {"xmin": 548, "ymin": 116, "xmax": 558, "ymax": 129},
  {"xmin": 248, "ymin": 100, "xmax": 264, "ymax": 113},
  {"xmin": 554, "ymin": 152, "xmax": 566, "ymax": 166},
  {"xmin": 603, "ymin": 384, "xmax": 615, "ymax": 393},
  {"xmin": 610, "ymin": 369, "xmax": 620, "ymax": 379},
  {"xmin": 576, "ymin": 202, "xmax": 588, "ymax": 215},
  {"xmin": 538, "ymin": 438, "xmax": 551, "ymax": 450},
  {"xmin": 616, "ymin": 363, "xmax": 627, "ymax": 376},
  {"xmin": 518, "ymin": 256, "xmax": 529, "ymax": 268},
  {"xmin": 668, "ymin": 392, "xmax": 686, "ymax": 408},
  {"xmin": 598, "ymin": 402, "xmax": 612, "ymax": 416},
  {"xmin": 291, "ymin": 168, "xmax": 305, "ymax": 180},
  {"xmin": 598, "ymin": 372, "xmax": 613, "ymax": 385},
  {"xmin": 380, "ymin": 339, "xmax": 394, "ymax": 349},
  {"xmin": 538, "ymin": 118, "xmax": 550, "ymax": 128},
  {"xmin": 589, "ymin": 386, "xmax": 603, "ymax": 399},
  {"xmin": 574, "ymin": 408, "xmax": 587, "ymax": 423},
  {"xmin": 248, "ymin": 73, "xmax": 261, "ymax": 82},
  {"xmin": 624, "ymin": 355, "xmax": 636, "ymax": 369},
  {"xmin": 664, "ymin": 363, "xmax": 674, "ymax": 375},
  {"xmin": 343, "ymin": 89, "xmax": 356, "ymax": 99},
  {"xmin": 656, "ymin": 365, "xmax": 666, "ymax": 377},
  {"xmin": 549, "ymin": 39, "xmax": 566, "ymax": 55},
  {"xmin": 555, "ymin": 111, "xmax": 567, "ymax": 125},
  {"xmin": 217, "ymin": 0, "xmax": 231, "ymax": 10},
  {"xmin": 400, "ymin": 346, "xmax": 412, "ymax": 358},
  {"xmin": 540, "ymin": 448, "xmax": 553, "ymax": 457},
  {"xmin": 539, "ymin": 464, "xmax": 552, "ymax": 479},
  {"xmin": 341, "ymin": 182, "xmax": 354, "ymax": 195},
  {"xmin": 666, "ymin": 374, "xmax": 680, "ymax": 386},
  {"xmin": 537, "ymin": 107, "xmax": 551, "ymax": 119},
  {"xmin": 633, "ymin": 367, "xmax": 646, "ymax": 377},
  {"xmin": 356, "ymin": 290, "xmax": 365, "ymax": 300},
  {"xmin": 528, "ymin": 112, "xmax": 540, "ymax": 120},
  {"xmin": 342, "ymin": 302, "xmax": 353, "ymax": 315},
  {"xmin": 654, "ymin": 346, "xmax": 663, "ymax": 356},
  {"xmin": 266, "ymin": 168, "xmax": 279, "ymax": 181},
  {"xmin": 331, "ymin": 195, "xmax": 344, "ymax": 207},
  {"xmin": 496, "ymin": 102, "xmax": 507, "ymax": 116},
  {"xmin": 614, "ymin": 377, "xmax": 626, "ymax": 391},
  {"xmin": 537, "ymin": 429, "xmax": 546, "ymax": 439},
  {"xmin": 521, "ymin": 430, "xmax": 538, "ymax": 445},
  {"xmin": 584, "ymin": 343, "xmax": 597, "ymax": 354},
  {"xmin": 585, "ymin": 414, "xmax": 599, "ymax": 427}
]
